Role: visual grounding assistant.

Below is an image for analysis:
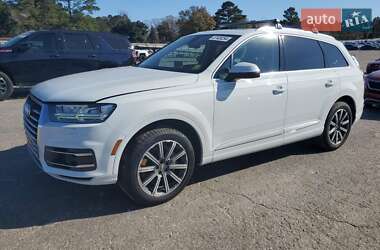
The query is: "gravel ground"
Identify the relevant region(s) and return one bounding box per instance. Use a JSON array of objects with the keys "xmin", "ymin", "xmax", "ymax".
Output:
[{"xmin": 0, "ymin": 52, "xmax": 379, "ymax": 249}]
